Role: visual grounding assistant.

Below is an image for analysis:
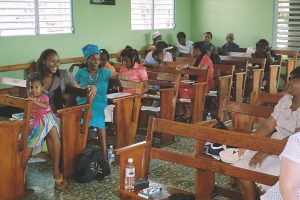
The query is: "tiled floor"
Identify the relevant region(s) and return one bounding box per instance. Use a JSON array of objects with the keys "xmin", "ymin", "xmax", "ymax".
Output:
[{"xmin": 23, "ymin": 136, "xmax": 237, "ymax": 200}]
